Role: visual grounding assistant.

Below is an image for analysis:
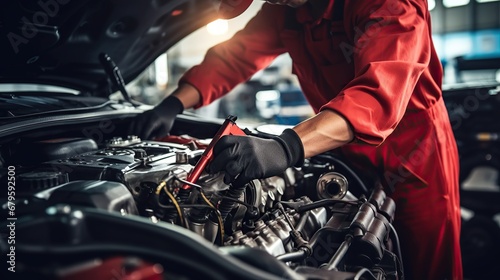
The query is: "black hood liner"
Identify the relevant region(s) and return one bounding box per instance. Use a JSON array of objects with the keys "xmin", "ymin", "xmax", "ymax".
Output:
[
  {"xmin": 0, "ymin": 92, "xmax": 111, "ymax": 118},
  {"xmin": 0, "ymin": 0, "xmax": 219, "ymax": 96}
]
